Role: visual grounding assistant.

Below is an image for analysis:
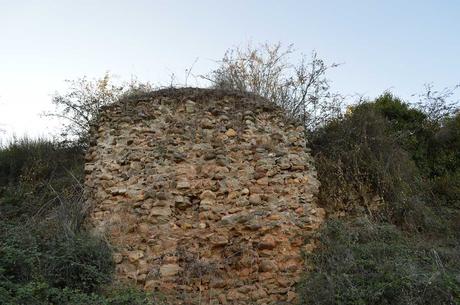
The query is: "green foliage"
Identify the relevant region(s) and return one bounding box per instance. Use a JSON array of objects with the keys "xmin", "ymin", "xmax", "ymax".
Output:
[
  {"xmin": 299, "ymin": 219, "xmax": 460, "ymax": 305},
  {"xmin": 41, "ymin": 232, "xmax": 114, "ymax": 292},
  {"xmin": 304, "ymin": 92, "xmax": 460, "ymax": 304},
  {"xmin": 103, "ymin": 286, "xmax": 159, "ymax": 305},
  {"xmin": 310, "ymin": 93, "xmax": 459, "ymax": 230},
  {"xmin": 46, "ymin": 73, "xmax": 125, "ymax": 143},
  {"xmin": 0, "ymin": 137, "xmax": 84, "ymax": 219},
  {"xmin": 0, "ymin": 281, "xmax": 157, "ymax": 305},
  {"xmin": 310, "ymin": 101, "xmax": 431, "ymax": 229},
  {"xmin": 0, "ymin": 138, "xmax": 155, "ymax": 305},
  {"xmin": 0, "ymin": 219, "xmax": 114, "ymax": 292},
  {"xmin": 371, "ymin": 93, "xmax": 433, "ymax": 170},
  {"xmin": 0, "ymin": 137, "xmax": 83, "ymax": 187}
]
